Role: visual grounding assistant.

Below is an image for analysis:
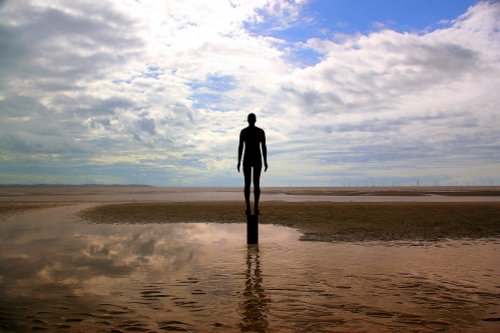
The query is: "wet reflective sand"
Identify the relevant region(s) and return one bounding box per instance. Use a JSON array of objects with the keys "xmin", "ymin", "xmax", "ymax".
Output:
[
  {"xmin": 1, "ymin": 186, "xmax": 500, "ymax": 202},
  {"xmin": 0, "ymin": 205, "xmax": 499, "ymax": 332}
]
